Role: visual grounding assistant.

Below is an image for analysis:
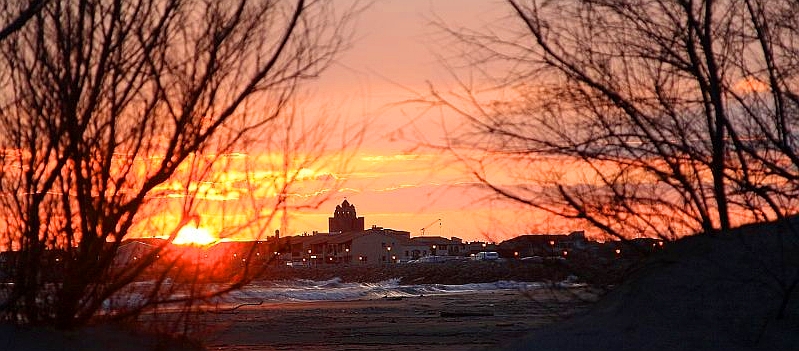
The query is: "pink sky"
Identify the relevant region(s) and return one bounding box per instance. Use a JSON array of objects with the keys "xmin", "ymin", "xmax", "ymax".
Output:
[
  {"xmin": 274, "ymin": 1, "xmax": 578, "ymax": 242},
  {"xmin": 141, "ymin": 1, "xmax": 770, "ymax": 244},
  {"xmin": 129, "ymin": 1, "xmax": 584, "ymax": 244}
]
